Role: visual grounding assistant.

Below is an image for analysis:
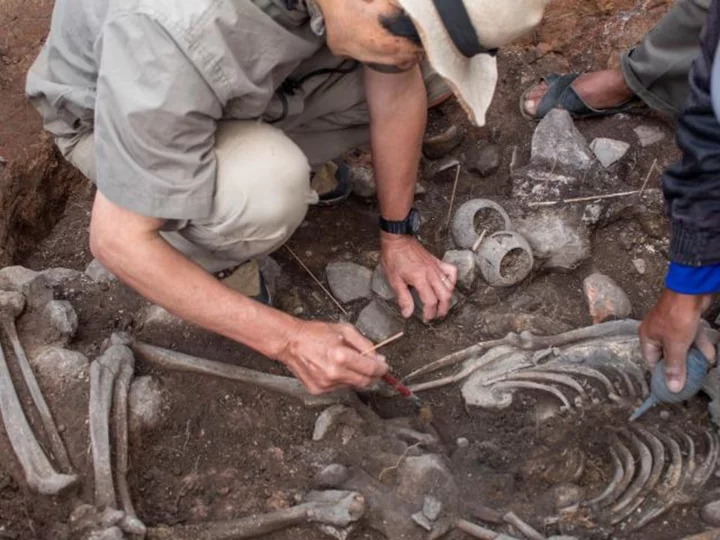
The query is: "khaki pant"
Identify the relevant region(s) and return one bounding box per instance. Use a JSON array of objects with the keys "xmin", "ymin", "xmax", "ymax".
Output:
[
  {"xmin": 64, "ymin": 54, "xmax": 448, "ymax": 273},
  {"xmin": 621, "ymin": 0, "xmax": 712, "ymax": 118}
]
